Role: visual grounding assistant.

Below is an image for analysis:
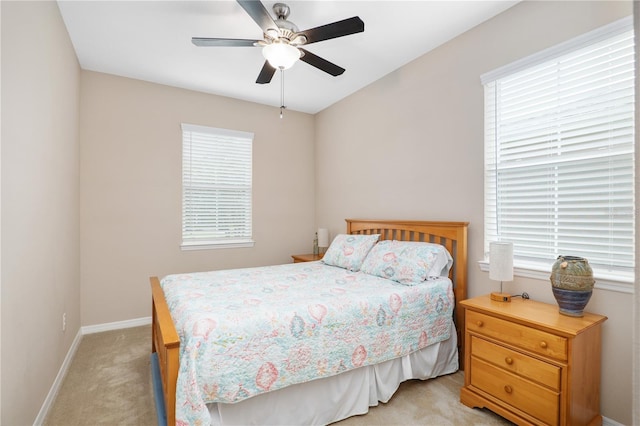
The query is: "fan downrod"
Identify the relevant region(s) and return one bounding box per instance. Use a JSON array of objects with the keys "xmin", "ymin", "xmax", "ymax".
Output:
[{"xmin": 272, "ymin": 3, "xmax": 290, "ymax": 20}]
